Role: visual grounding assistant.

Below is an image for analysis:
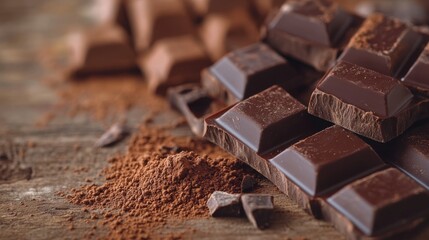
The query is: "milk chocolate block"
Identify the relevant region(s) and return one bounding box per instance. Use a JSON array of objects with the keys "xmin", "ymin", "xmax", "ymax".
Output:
[
  {"xmin": 340, "ymin": 14, "xmax": 424, "ymax": 78},
  {"xmin": 241, "ymin": 194, "xmax": 274, "ymax": 229},
  {"xmin": 185, "ymin": 0, "xmax": 248, "ymax": 19},
  {"xmin": 326, "ymin": 168, "xmax": 429, "ymax": 236},
  {"xmin": 265, "ymin": 0, "xmax": 355, "ymax": 71},
  {"xmin": 141, "ymin": 36, "xmax": 211, "ymax": 94},
  {"xmin": 216, "ymin": 86, "xmax": 315, "ymax": 154},
  {"xmin": 403, "ymin": 43, "xmax": 429, "ymax": 96},
  {"xmin": 308, "ymin": 61, "xmax": 422, "ymax": 142},
  {"xmin": 389, "ymin": 123, "xmax": 429, "ymax": 190},
  {"xmin": 199, "ymin": 9, "xmax": 259, "ymax": 61},
  {"xmin": 67, "ymin": 25, "xmax": 136, "ymax": 77},
  {"xmin": 203, "ymin": 43, "xmax": 298, "ymax": 102},
  {"xmin": 126, "ymin": 0, "xmax": 194, "ymax": 52},
  {"xmin": 270, "ymin": 126, "xmax": 386, "ymax": 197},
  {"xmin": 207, "ymin": 191, "xmax": 242, "ymax": 217},
  {"xmin": 167, "ymin": 84, "xmax": 224, "ymax": 137}
]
